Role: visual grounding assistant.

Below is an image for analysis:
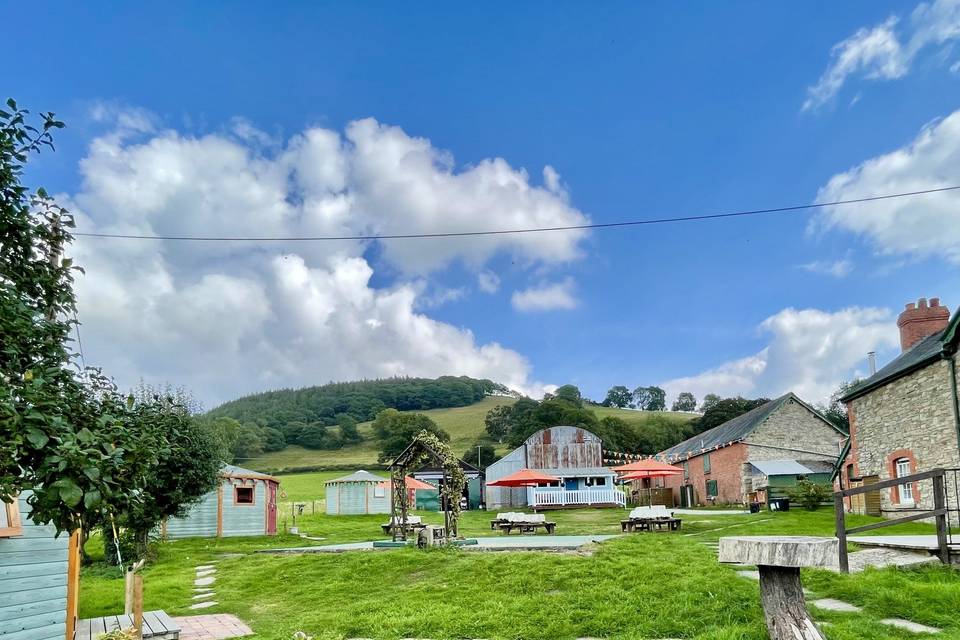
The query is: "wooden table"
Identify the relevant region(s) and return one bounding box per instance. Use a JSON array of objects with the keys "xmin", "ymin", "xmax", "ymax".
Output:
[
  {"xmin": 498, "ymin": 521, "xmax": 556, "ymax": 535},
  {"xmin": 621, "ymin": 517, "xmax": 681, "ymax": 532},
  {"xmin": 719, "ymin": 536, "xmax": 838, "ymax": 640},
  {"xmin": 76, "ymin": 610, "xmax": 180, "ymax": 640}
]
